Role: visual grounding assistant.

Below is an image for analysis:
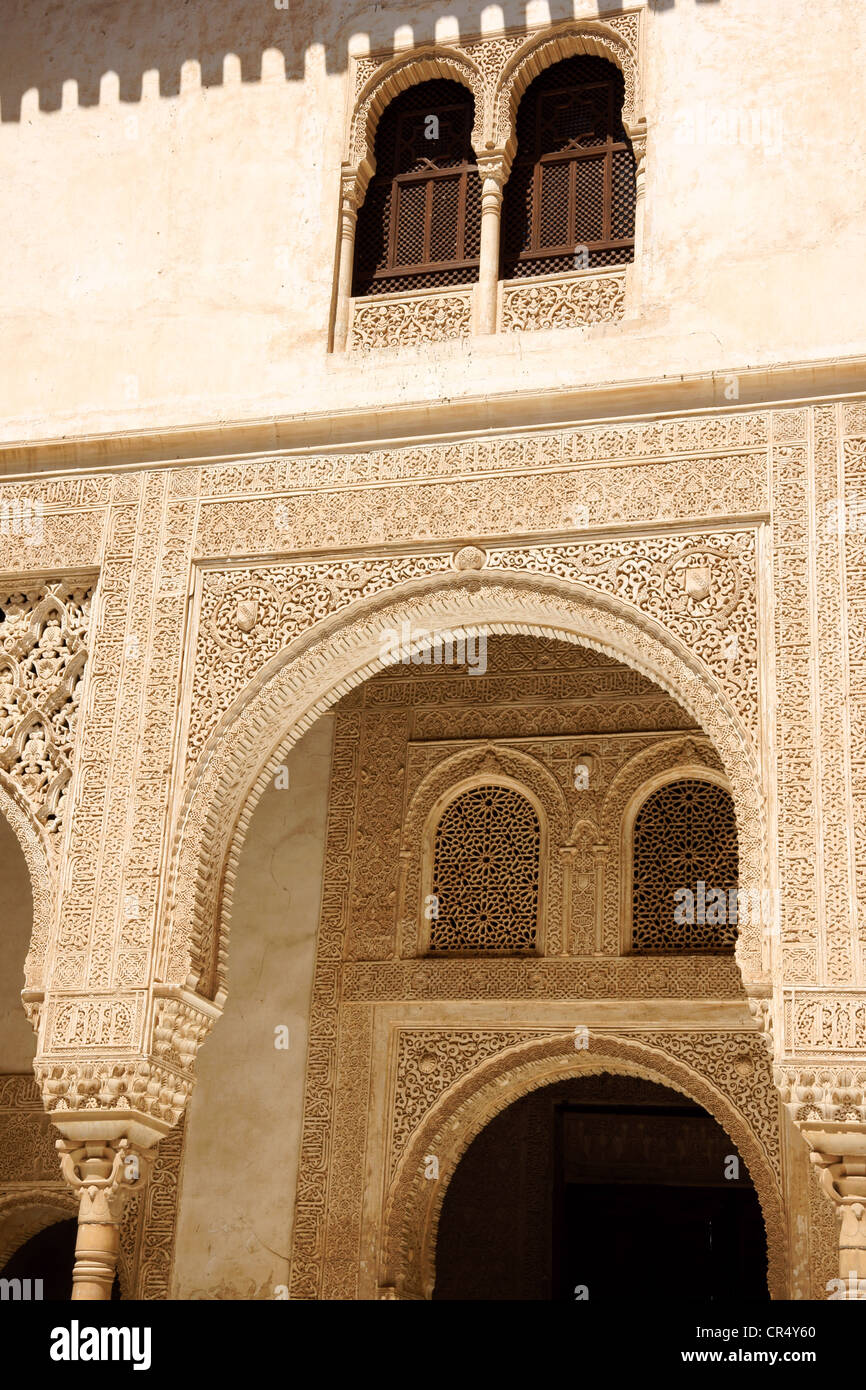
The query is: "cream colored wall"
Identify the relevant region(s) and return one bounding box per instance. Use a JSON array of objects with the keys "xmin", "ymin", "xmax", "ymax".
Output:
[
  {"xmin": 0, "ymin": 812, "xmax": 36, "ymax": 1074},
  {"xmin": 171, "ymin": 715, "xmax": 334, "ymax": 1299},
  {"xmin": 1, "ymin": 0, "xmax": 865, "ymax": 444}
]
